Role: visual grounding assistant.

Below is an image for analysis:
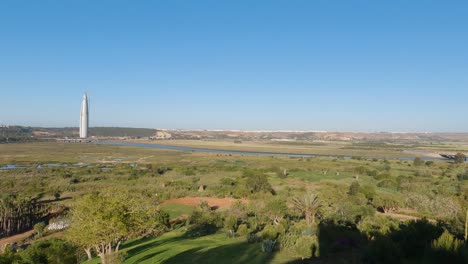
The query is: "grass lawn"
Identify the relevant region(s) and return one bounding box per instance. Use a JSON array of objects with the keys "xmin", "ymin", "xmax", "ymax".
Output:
[
  {"xmin": 159, "ymin": 203, "xmax": 195, "ymax": 219},
  {"xmin": 84, "ymin": 229, "xmax": 297, "ymax": 264}
]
